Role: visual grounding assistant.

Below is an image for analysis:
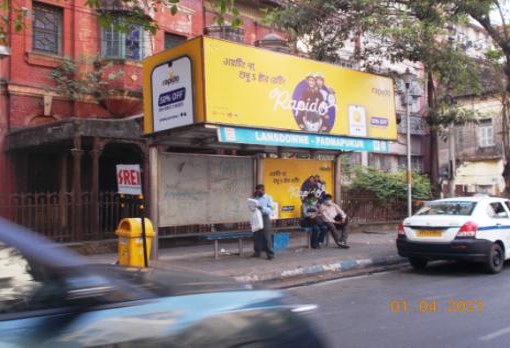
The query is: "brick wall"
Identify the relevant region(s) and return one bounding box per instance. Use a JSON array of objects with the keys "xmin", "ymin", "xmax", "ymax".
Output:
[{"xmin": 1, "ymin": 0, "xmax": 286, "ymax": 192}]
